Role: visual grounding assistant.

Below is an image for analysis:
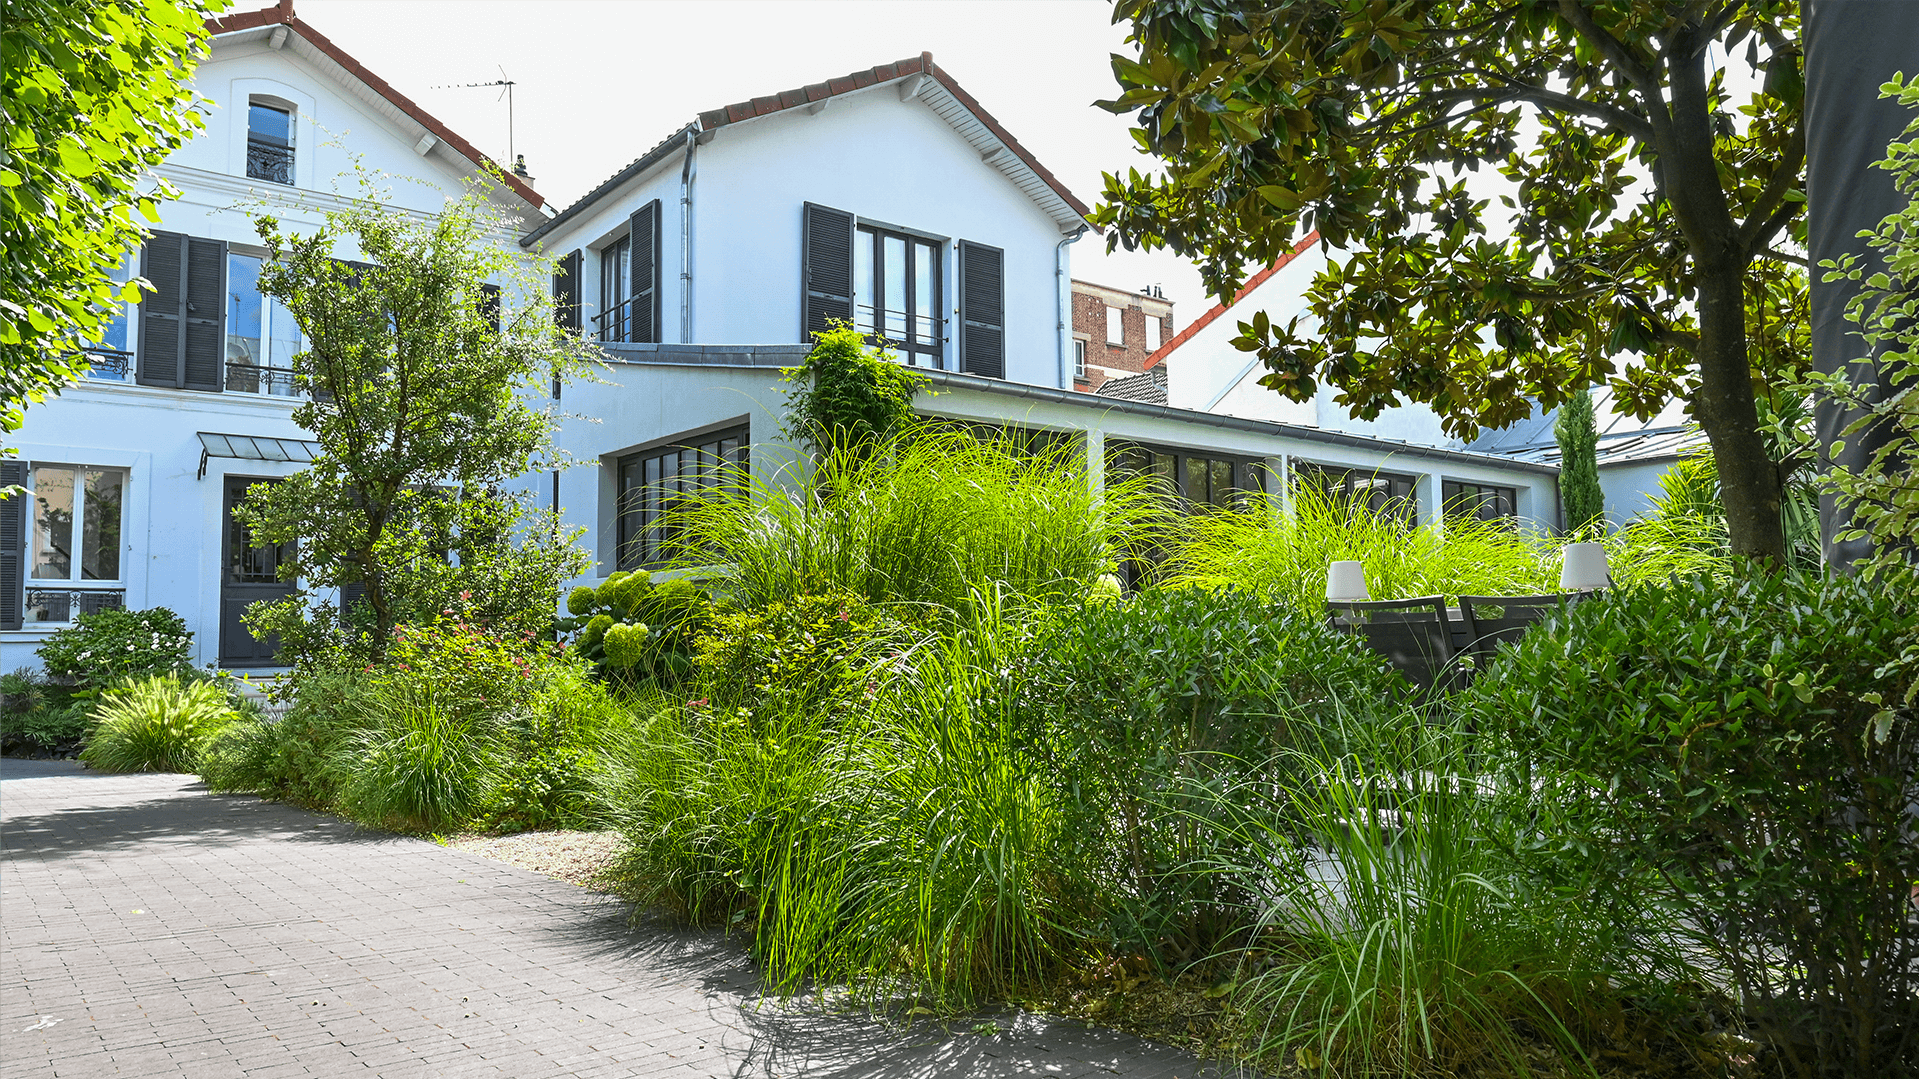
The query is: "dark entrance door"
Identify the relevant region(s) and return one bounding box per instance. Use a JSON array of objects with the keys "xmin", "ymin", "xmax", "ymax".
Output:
[{"xmin": 220, "ymin": 477, "xmax": 295, "ymax": 666}]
